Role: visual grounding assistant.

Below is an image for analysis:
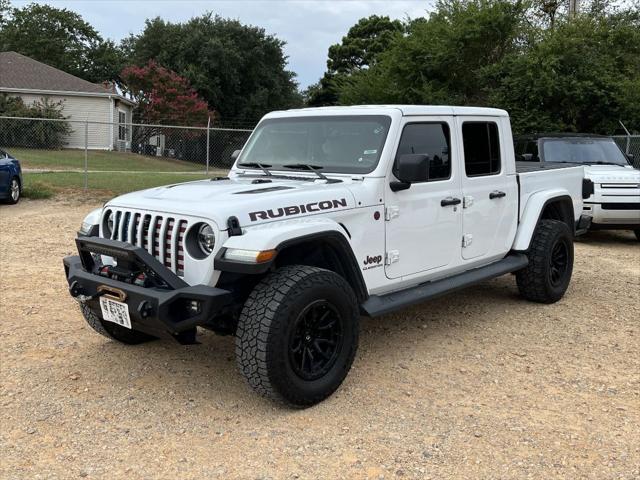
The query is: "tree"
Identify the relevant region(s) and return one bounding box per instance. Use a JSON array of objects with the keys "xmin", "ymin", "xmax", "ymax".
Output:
[
  {"xmin": 327, "ymin": 15, "xmax": 404, "ymax": 75},
  {"xmin": 489, "ymin": 9, "xmax": 640, "ymax": 134},
  {"xmin": 127, "ymin": 14, "xmax": 301, "ymax": 124},
  {"xmin": 0, "ymin": 2, "xmax": 125, "ymax": 84},
  {"xmin": 0, "ymin": 94, "xmax": 71, "ymax": 148},
  {"xmin": 121, "ymin": 60, "xmax": 212, "ymax": 126},
  {"xmin": 120, "ymin": 60, "xmax": 213, "ymax": 153},
  {"xmin": 307, "ymin": 15, "xmax": 403, "ymax": 106},
  {"xmin": 339, "ymin": 0, "xmax": 529, "ymax": 106}
]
